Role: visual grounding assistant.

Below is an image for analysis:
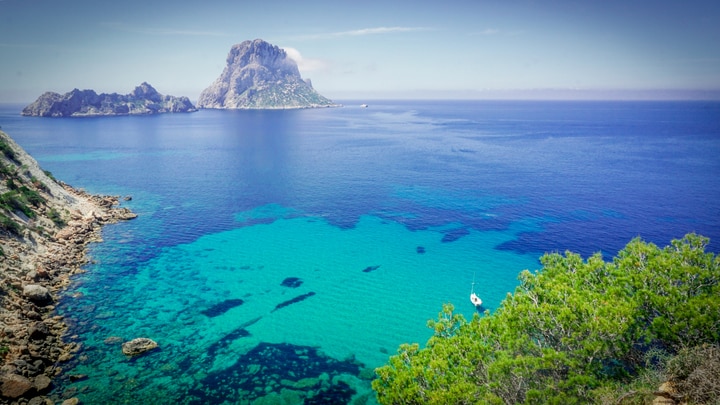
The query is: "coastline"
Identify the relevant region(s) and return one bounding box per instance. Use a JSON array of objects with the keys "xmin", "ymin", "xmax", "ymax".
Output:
[{"xmin": 1, "ymin": 130, "xmax": 136, "ymax": 403}]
